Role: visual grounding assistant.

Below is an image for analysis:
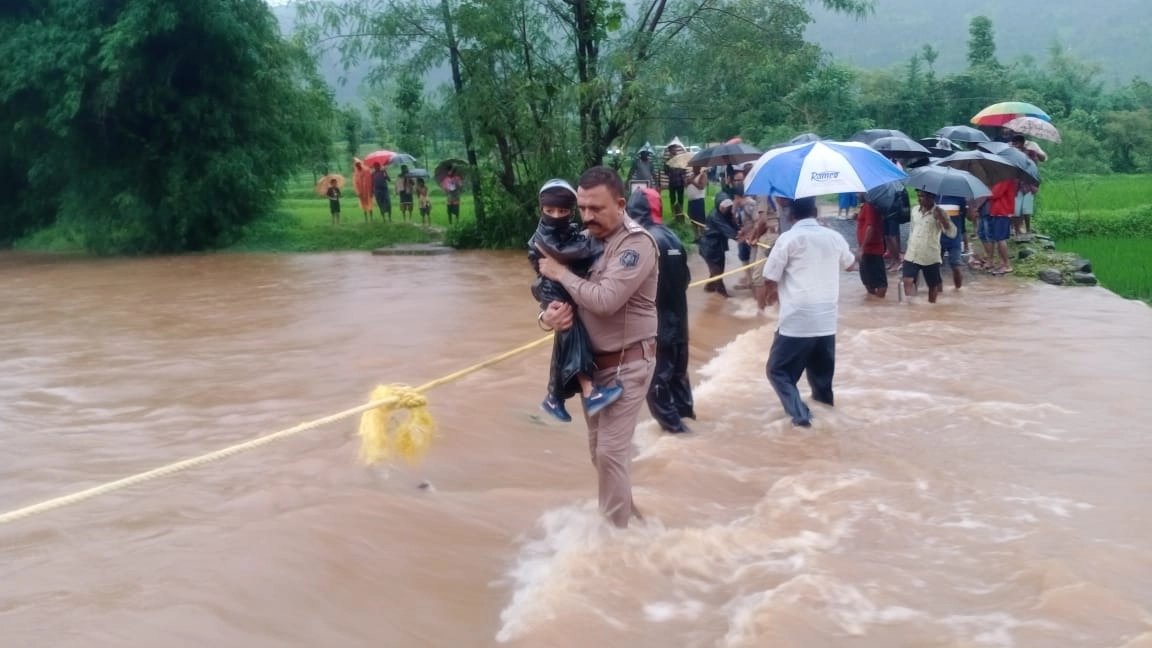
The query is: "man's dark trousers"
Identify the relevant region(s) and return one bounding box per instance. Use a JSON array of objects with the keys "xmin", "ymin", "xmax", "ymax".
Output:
[
  {"xmin": 765, "ymin": 331, "xmax": 835, "ymax": 426},
  {"xmin": 647, "ymin": 341, "xmax": 694, "ymax": 432}
]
